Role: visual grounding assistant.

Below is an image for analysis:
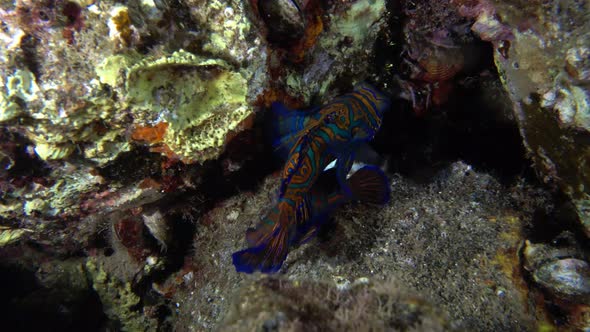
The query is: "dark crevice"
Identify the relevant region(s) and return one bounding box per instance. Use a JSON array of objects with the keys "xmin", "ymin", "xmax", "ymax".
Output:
[
  {"xmin": 524, "ymin": 192, "xmax": 590, "ymax": 252},
  {"xmin": 370, "ymin": 1, "xmax": 531, "ymax": 184},
  {"xmin": 0, "ymin": 128, "xmax": 50, "ymax": 179},
  {"xmin": 0, "ymin": 262, "xmax": 107, "ymax": 331},
  {"xmin": 19, "ymin": 34, "xmax": 42, "ymax": 81},
  {"xmin": 98, "ymin": 146, "xmax": 163, "ymax": 186},
  {"xmin": 131, "ymin": 112, "xmax": 278, "ymax": 290}
]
